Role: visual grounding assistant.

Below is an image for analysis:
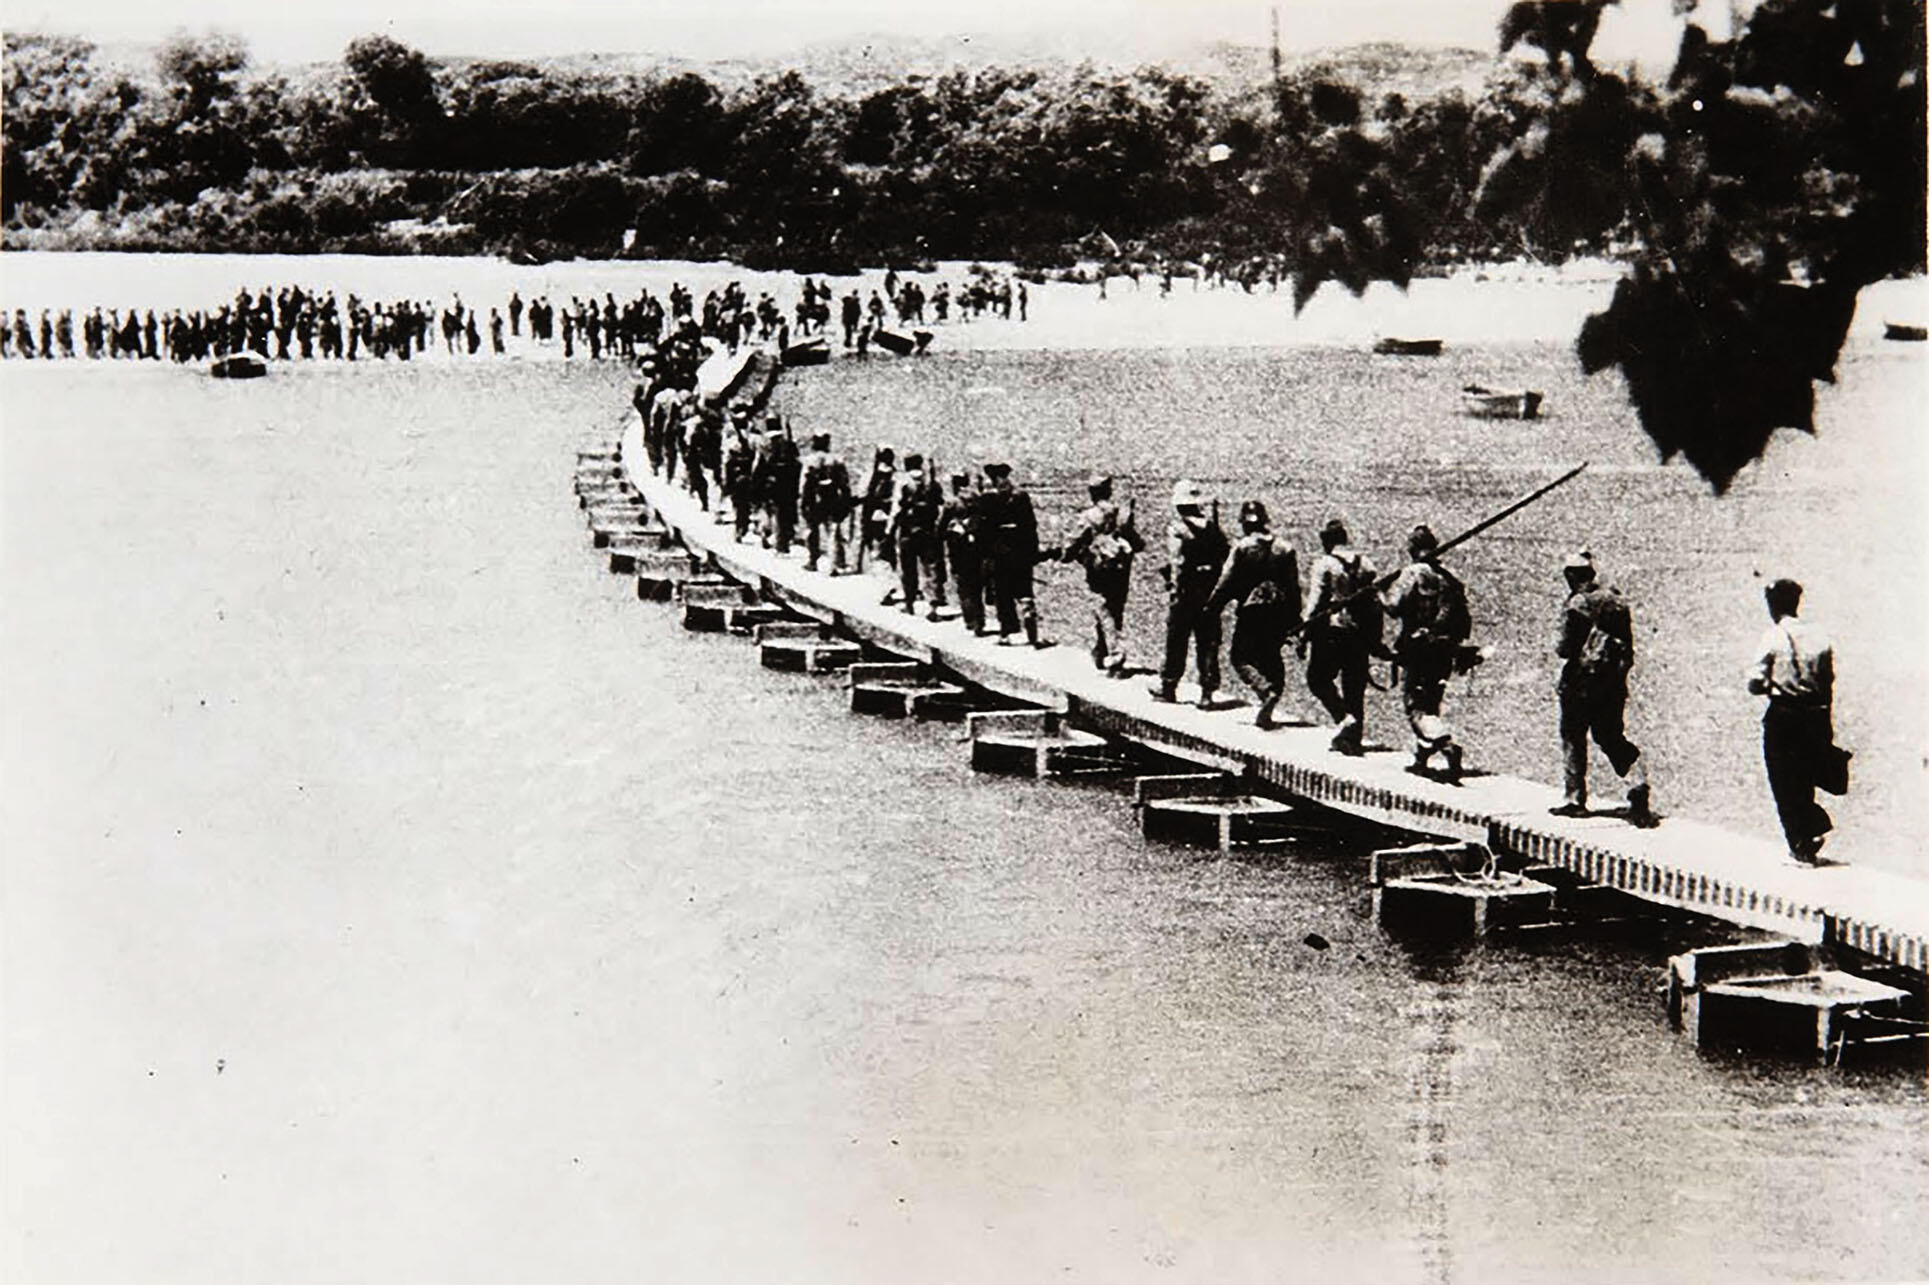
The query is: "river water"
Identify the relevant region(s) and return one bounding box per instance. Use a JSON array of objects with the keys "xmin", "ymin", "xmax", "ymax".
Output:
[{"xmin": 2, "ymin": 259, "xmax": 1926, "ymax": 1283}]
